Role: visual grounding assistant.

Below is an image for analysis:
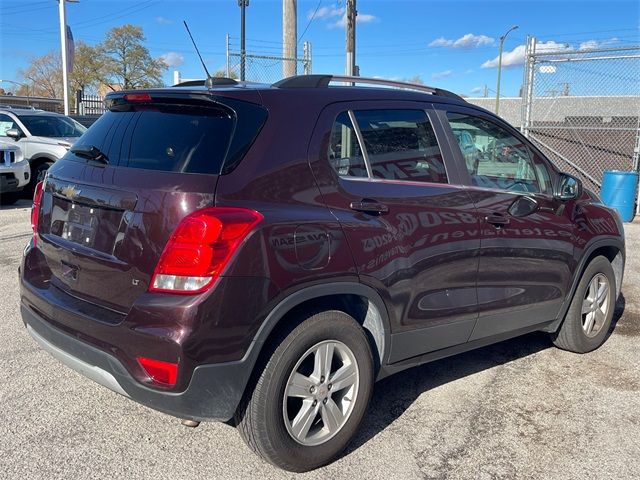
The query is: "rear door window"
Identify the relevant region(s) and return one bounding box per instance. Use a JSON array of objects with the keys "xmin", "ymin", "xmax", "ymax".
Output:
[{"xmin": 353, "ymin": 109, "xmax": 448, "ymax": 184}]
